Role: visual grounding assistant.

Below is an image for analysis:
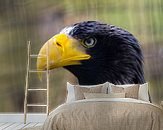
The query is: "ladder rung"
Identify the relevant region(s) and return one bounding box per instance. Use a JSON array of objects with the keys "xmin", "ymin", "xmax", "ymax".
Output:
[
  {"xmin": 29, "ymin": 70, "xmax": 47, "ymax": 73},
  {"xmin": 30, "ymin": 54, "xmax": 47, "ymax": 58},
  {"xmin": 28, "ymin": 88, "xmax": 47, "ymax": 91},
  {"xmin": 27, "ymin": 104, "xmax": 47, "ymax": 107}
]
